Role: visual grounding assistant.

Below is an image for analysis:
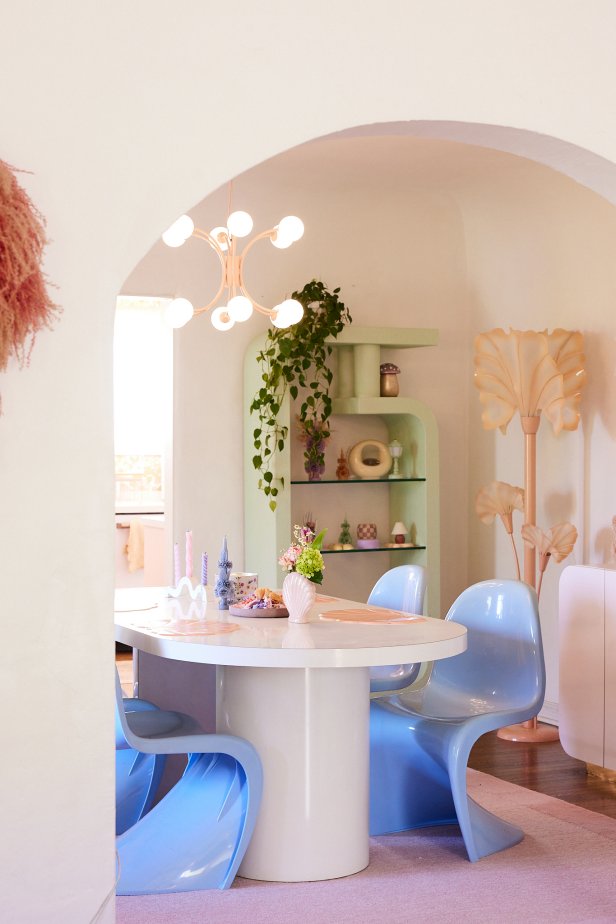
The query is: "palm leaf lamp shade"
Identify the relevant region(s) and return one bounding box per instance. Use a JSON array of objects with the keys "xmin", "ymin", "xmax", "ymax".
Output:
[{"xmin": 473, "ymin": 328, "xmax": 585, "ymax": 589}]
